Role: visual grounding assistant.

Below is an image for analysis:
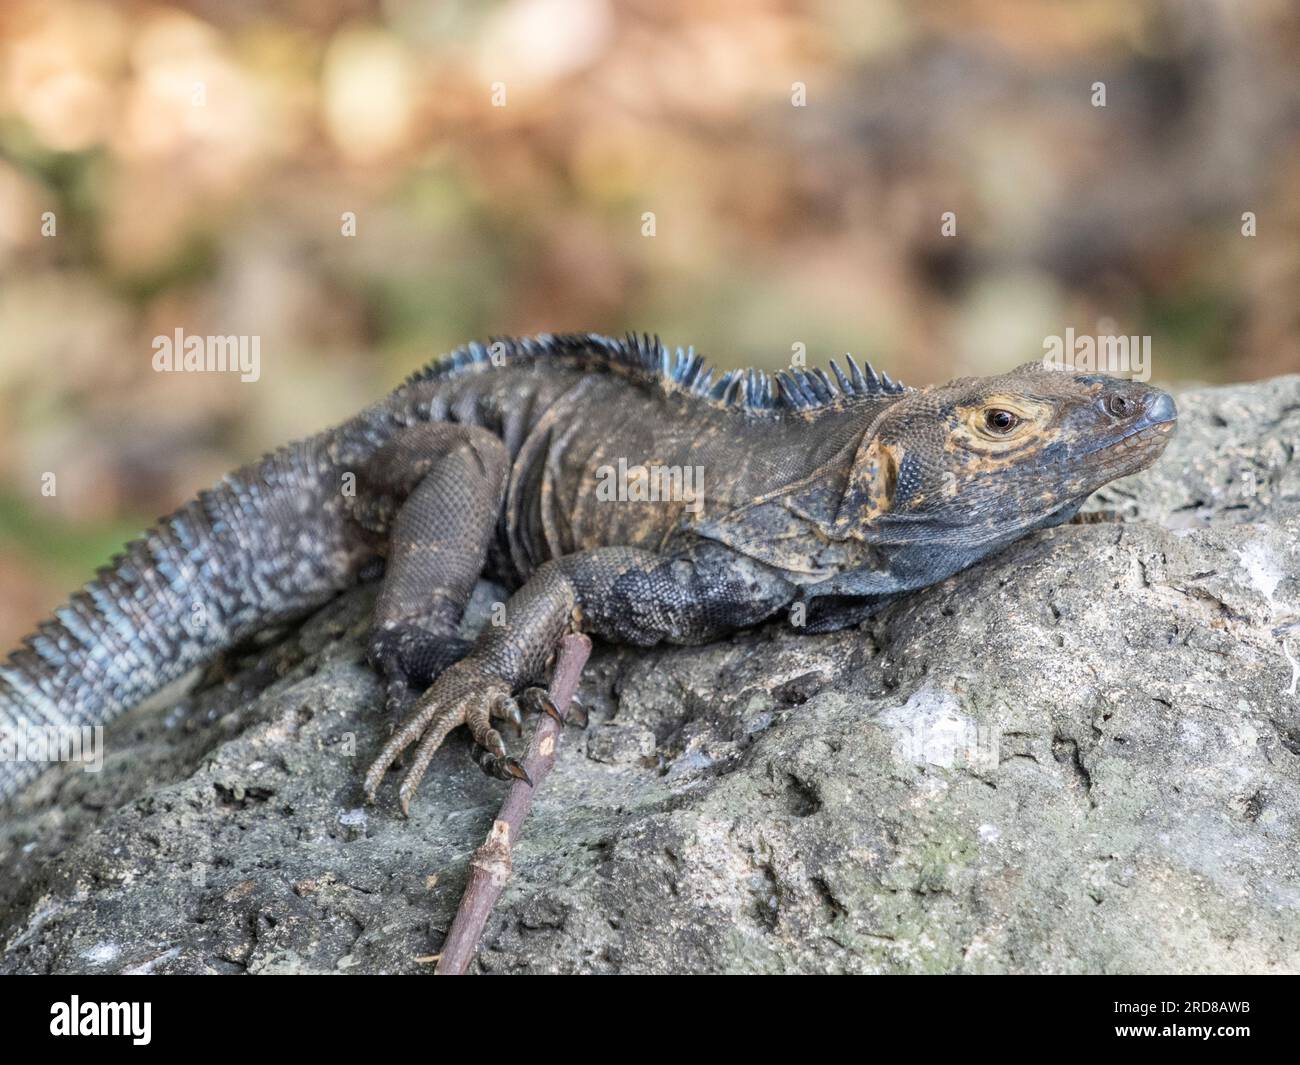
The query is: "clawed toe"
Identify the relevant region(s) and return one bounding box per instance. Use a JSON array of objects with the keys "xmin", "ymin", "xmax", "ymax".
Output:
[
  {"xmin": 468, "ymin": 693, "xmax": 514, "ymax": 758},
  {"xmin": 518, "ymin": 686, "xmax": 587, "ymax": 727},
  {"xmin": 566, "ymin": 695, "xmax": 589, "ymax": 729},
  {"xmin": 492, "ymin": 696, "xmax": 524, "ymax": 735},
  {"xmin": 383, "ymin": 677, "xmax": 417, "ymax": 731},
  {"xmin": 472, "ymin": 747, "xmax": 533, "ymax": 786}
]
